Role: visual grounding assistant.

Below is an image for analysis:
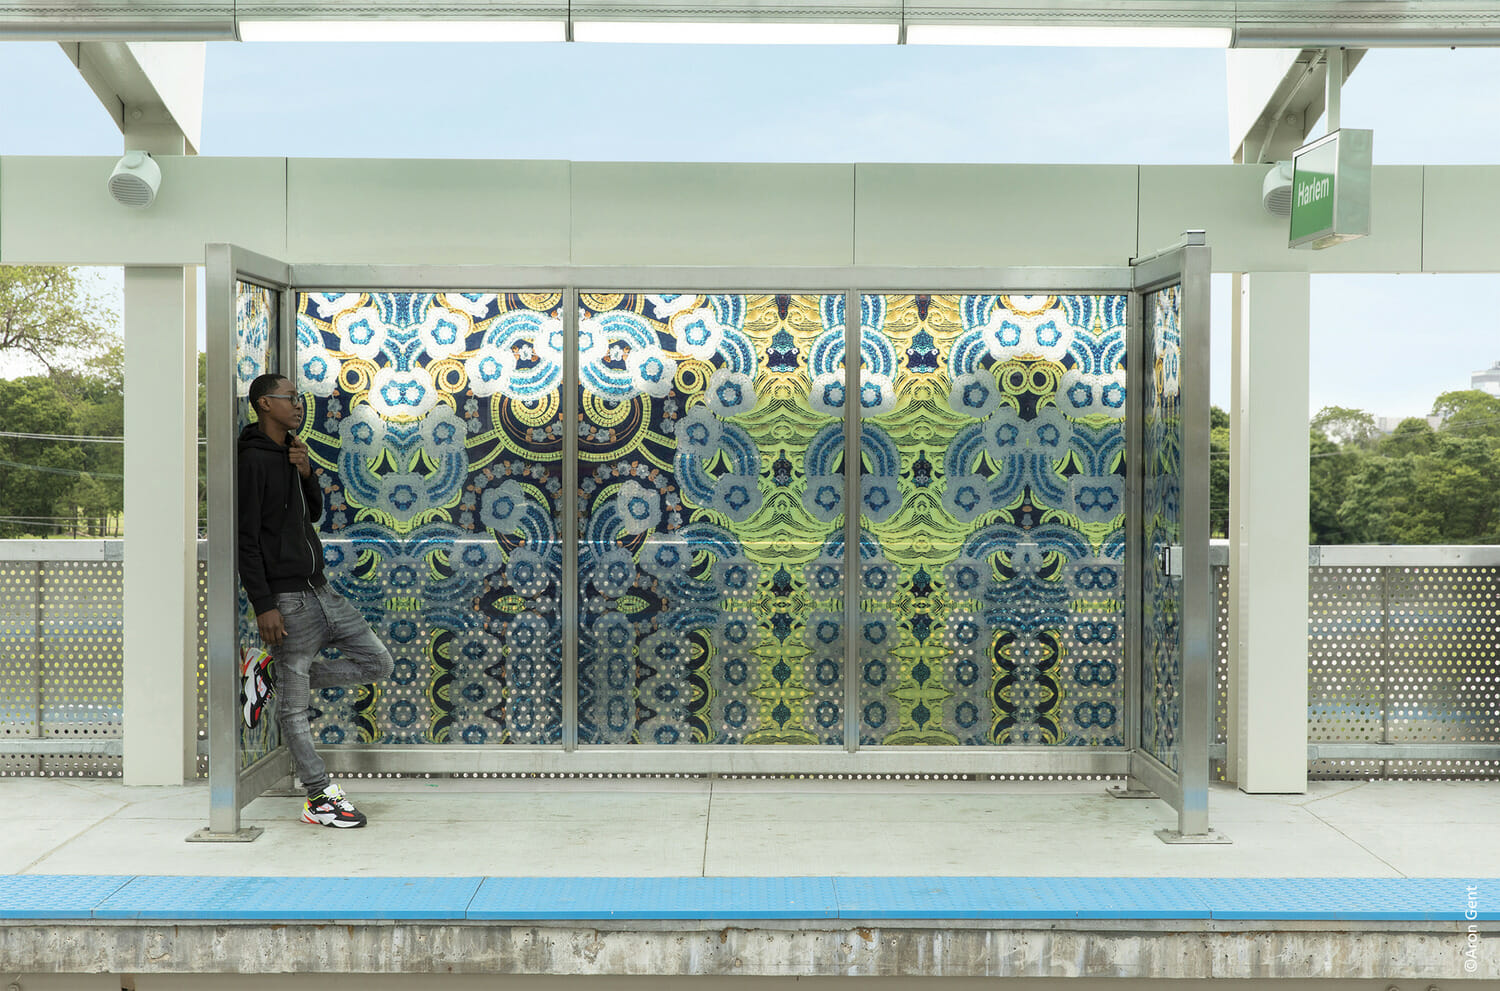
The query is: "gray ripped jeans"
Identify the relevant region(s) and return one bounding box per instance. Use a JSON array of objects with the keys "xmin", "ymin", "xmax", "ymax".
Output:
[{"xmin": 271, "ymin": 584, "xmax": 394, "ymax": 797}]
